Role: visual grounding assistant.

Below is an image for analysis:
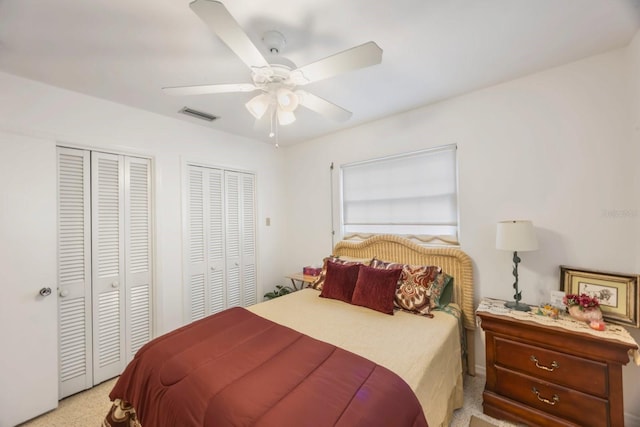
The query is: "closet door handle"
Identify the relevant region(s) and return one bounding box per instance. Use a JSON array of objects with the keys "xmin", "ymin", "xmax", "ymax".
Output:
[
  {"xmin": 111, "ymin": 281, "xmax": 119, "ymax": 288},
  {"xmin": 59, "ymin": 289, "xmax": 69, "ymax": 298}
]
